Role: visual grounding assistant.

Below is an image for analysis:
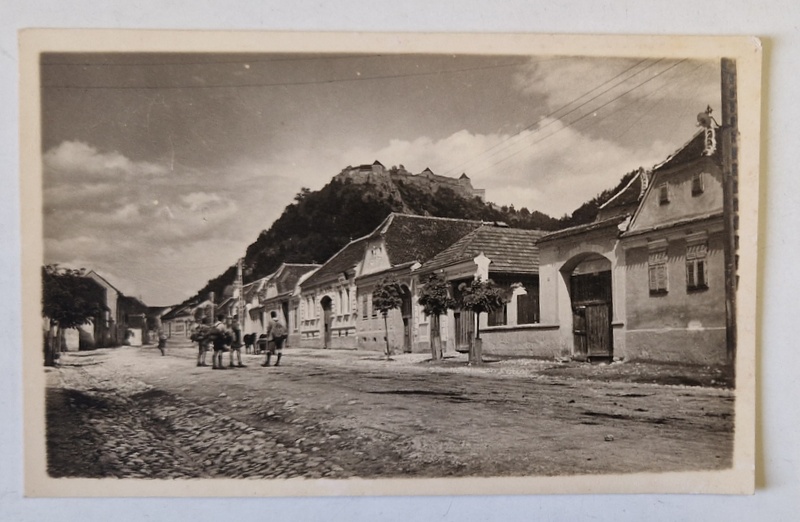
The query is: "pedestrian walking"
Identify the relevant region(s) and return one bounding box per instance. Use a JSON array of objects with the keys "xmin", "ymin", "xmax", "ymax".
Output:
[
  {"xmin": 157, "ymin": 329, "xmax": 168, "ymax": 356},
  {"xmin": 191, "ymin": 318, "xmax": 211, "ymax": 367},
  {"xmin": 229, "ymin": 316, "xmax": 246, "ymax": 368},
  {"xmin": 211, "ymin": 314, "xmax": 232, "ymax": 370},
  {"xmin": 261, "ymin": 311, "xmax": 287, "ymax": 367}
]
